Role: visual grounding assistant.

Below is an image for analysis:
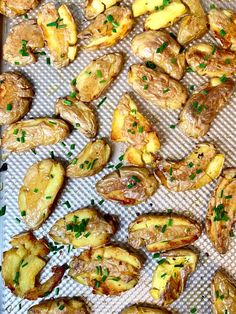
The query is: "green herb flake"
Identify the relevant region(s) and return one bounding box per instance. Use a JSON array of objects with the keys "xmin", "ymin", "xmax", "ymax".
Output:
[
  {"xmin": 96, "ymin": 70, "xmax": 102, "ymax": 78},
  {"xmin": 168, "ymin": 218, "xmax": 173, "ymax": 226},
  {"xmin": 6, "ymin": 103, "xmax": 12, "ymax": 111},
  {"xmin": 156, "ymin": 42, "xmax": 169, "ymax": 54},
  {"xmin": 220, "ymin": 29, "xmax": 226, "ymax": 37},
  {"xmin": 189, "ymin": 173, "xmax": 196, "ymax": 181},
  {"xmin": 64, "ymin": 100, "xmax": 72, "ymax": 106},
  {"xmin": 225, "ymin": 195, "xmax": 232, "ymax": 199},
  {"xmin": 0, "ymin": 205, "xmax": 6, "ymax": 217},
  {"xmin": 161, "ymin": 224, "xmax": 167, "ymax": 233},
  {"xmin": 190, "ymin": 308, "xmax": 197, "ymax": 314},
  {"xmin": 97, "ymin": 96, "xmax": 107, "ymax": 108},
  {"xmin": 20, "ymin": 211, "xmax": 26, "ymax": 217},
  {"xmin": 169, "ymin": 124, "xmax": 176, "ymax": 129},
  {"xmin": 145, "ymin": 61, "xmax": 156, "ymax": 69},
  {"xmin": 163, "ymin": 88, "xmax": 170, "ymax": 94}
]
